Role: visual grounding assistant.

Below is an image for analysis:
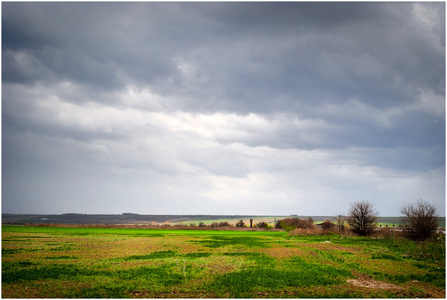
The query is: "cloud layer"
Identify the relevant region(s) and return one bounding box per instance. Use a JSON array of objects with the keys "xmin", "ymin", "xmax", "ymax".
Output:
[{"xmin": 2, "ymin": 2, "xmax": 445, "ymax": 216}]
